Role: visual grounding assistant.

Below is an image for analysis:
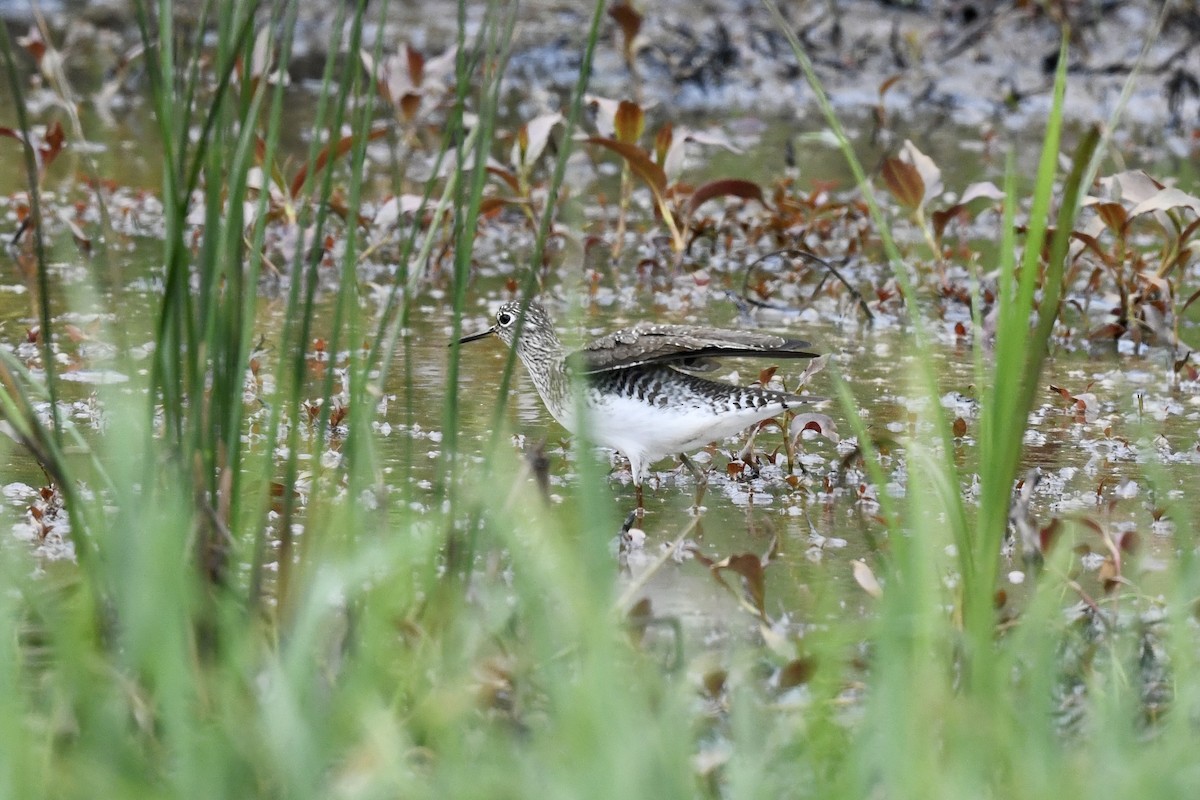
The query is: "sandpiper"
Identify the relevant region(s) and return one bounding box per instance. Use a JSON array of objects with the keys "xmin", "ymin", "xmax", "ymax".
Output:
[{"xmin": 456, "ymin": 300, "xmax": 819, "ymax": 510}]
